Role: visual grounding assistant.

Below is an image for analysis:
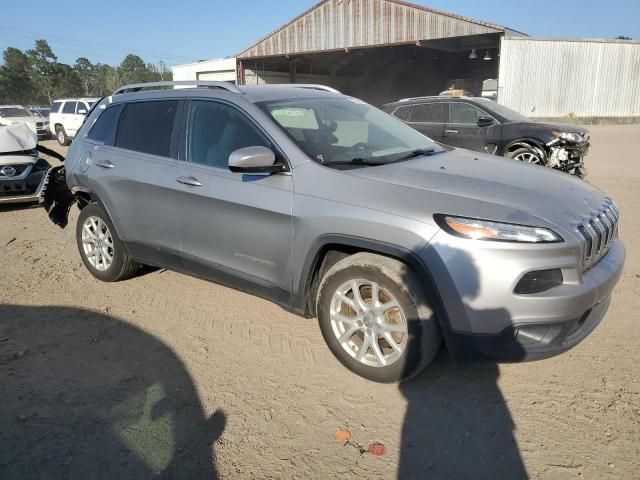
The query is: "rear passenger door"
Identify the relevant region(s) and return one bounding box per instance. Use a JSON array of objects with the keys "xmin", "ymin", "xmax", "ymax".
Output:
[
  {"xmin": 86, "ymin": 99, "xmax": 186, "ymax": 268},
  {"xmin": 175, "ymin": 99, "xmax": 294, "ymax": 298},
  {"xmin": 406, "ymin": 102, "xmax": 446, "ymax": 143}
]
